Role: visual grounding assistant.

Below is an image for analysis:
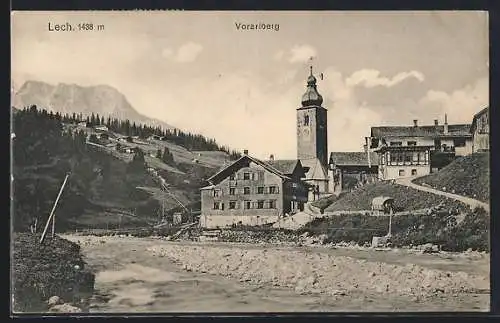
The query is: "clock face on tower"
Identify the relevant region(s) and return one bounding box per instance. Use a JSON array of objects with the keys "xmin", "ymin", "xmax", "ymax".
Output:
[{"xmin": 303, "ymin": 128, "xmax": 310, "ymax": 138}]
